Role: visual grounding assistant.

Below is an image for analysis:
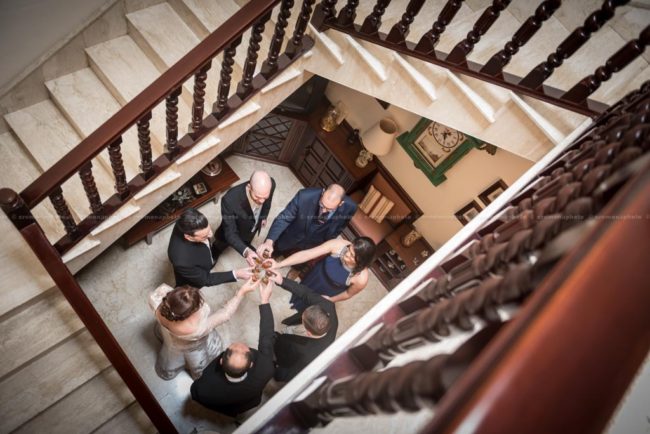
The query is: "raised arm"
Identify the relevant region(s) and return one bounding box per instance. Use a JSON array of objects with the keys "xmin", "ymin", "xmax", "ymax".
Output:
[
  {"xmin": 173, "ymin": 263, "xmax": 236, "ymax": 289},
  {"xmin": 278, "ymin": 278, "xmax": 330, "ymax": 309},
  {"xmin": 257, "ymin": 280, "xmax": 275, "ymax": 356},
  {"xmin": 205, "ymin": 279, "xmax": 257, "ymax": 330},
  {"xmin": 266, "ymin": 191, "xmax": 300, "ymax": 242},
  {"xmin": 276, "ymin": 238, "xmax": 342, "ymax": 269}
]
